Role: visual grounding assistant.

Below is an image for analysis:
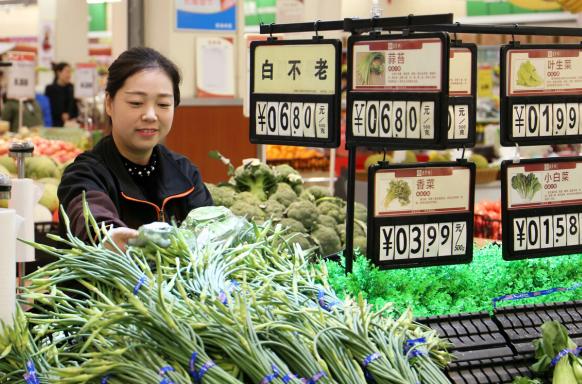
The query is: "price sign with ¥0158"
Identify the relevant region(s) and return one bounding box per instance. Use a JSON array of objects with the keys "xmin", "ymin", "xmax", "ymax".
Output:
[
  {"xmin": 6, "ymin": 52, "xmax": 36, "ymax": 100},
  {"xmin": 500, "ymin": 44, "xmax": 582, "ymax": 146},
  {"xmin": 250, "ymin": 39, "xmax": 341, "ymax": 148},
  {"xmin": 74, "ymin": 63, "xmax": 98, "ymax": 98},
  {"xmin": 502, "ymin": 156, "xmax": 582, "ymax": 260},
  {"xmin": 347, "ymin": 33, "xmax": 450, "ymax": 150},
  {"xmin": 367, "ymin": 162, "xmax": 475, "ymax": 269}
]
